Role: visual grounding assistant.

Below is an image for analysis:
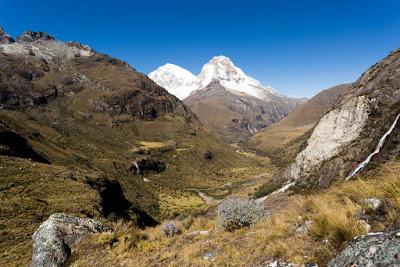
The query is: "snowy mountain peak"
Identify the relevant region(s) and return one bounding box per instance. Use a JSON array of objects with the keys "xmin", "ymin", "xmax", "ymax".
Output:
[
  {"xmin": 148, "ymin": 63, "xmax": 197, "ymax": 100},
  {"xmin": 149, "ymin": 55, "xmax": 279, "ymax": 100},
  {"xmin": 198, "ymin": 55, "xmax": 249, "ymax": 88}
]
